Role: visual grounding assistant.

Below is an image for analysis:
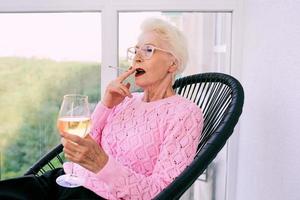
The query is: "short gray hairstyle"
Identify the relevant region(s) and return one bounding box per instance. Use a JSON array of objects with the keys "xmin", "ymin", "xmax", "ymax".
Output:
[{"xmin": 140, "ymin": 18, "xmax": 188, "ymax": 75}]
